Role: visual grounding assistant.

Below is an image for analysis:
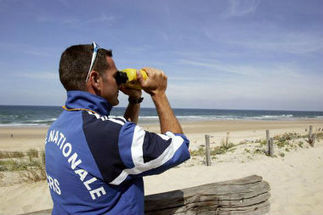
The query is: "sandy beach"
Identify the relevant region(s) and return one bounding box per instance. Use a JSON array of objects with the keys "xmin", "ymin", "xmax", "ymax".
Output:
[{"xmin": 1, "ymin": 119, "xmax": 323, "ymax": 215}]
